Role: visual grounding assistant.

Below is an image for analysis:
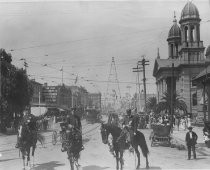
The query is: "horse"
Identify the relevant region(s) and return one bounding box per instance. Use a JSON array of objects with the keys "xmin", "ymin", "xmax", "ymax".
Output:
[
  {"xmin": 100, "ymin": 123, "xmax": 149, "ymax": 170},
  {"xmin": 62, "ymin": 127, "xmax": 82, "ymax": 170},
  {"xmin": 18, "ymin": 124, "xmax": 45, "ymax": 169}
]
